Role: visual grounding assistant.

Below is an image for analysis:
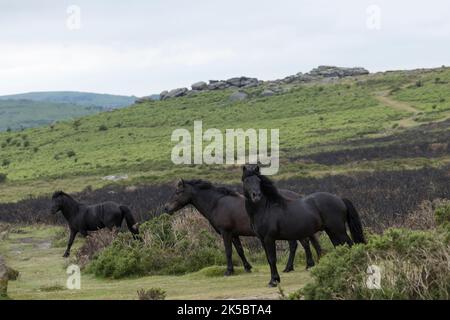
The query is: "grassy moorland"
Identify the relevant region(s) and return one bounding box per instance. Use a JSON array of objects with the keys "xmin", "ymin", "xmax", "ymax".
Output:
[
  {"xmin": 0, "ymin": 67, "xmax": 450, "ymax": 203},
  {"xmin": 1, "ymin": 224, "xmax": 310, "ymax": 300}
]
